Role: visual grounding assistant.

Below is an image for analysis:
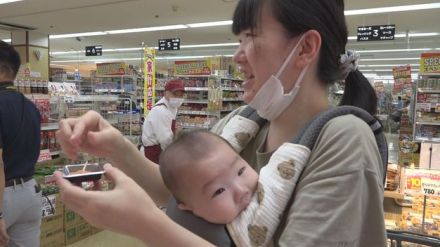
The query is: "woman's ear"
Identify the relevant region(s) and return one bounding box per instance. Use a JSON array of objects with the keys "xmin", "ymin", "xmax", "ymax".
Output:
[
  {"xmin": 296, "ymin": 30, "xmax": 322, "ymax": 68},
  {"xmin": 177, "ymin": 202, "xmax": 193, "ymax": 212}
]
